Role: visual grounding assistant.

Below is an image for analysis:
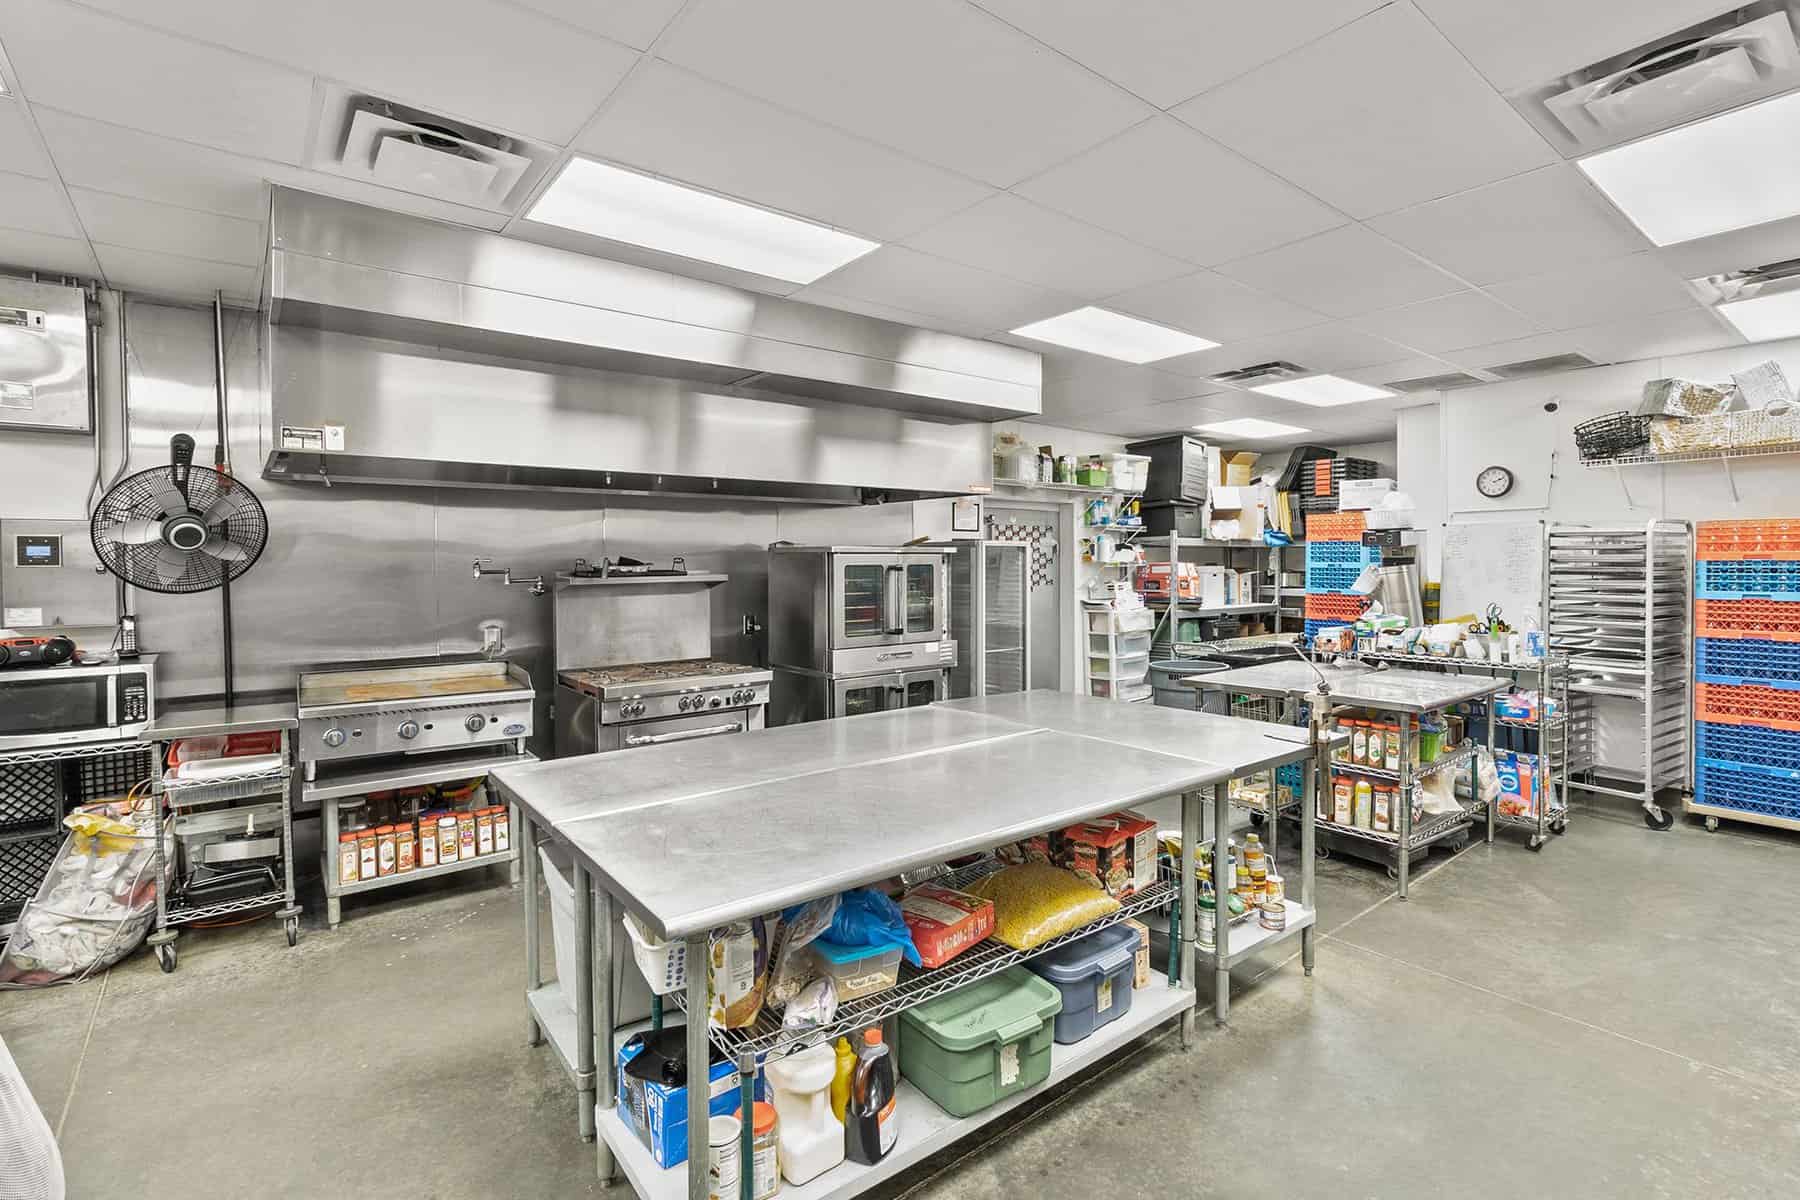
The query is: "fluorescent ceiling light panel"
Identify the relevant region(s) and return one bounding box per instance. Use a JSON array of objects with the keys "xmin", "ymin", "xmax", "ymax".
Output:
[
  {"xmin": 1577, "ymin": 90, "xmax": 1800, "ymax": 246},
  {"xmin": 1249, "ymin": 374, "xmax": 1393, "ymax": 407},
  {"xmin": 1193, "ymin": 417, "xmax": 1311, "ymax": 438},
  {"xmin": 1717, "ymin": 288, "xmax": 1800, "ymax": 342},
  {"xmin": 526, "ymin": 157, "xmax": 880, "ymax": 284},
  {"xmin": 1009, "ymin": 306, "xmax": 1218, "ymax": 364}
]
